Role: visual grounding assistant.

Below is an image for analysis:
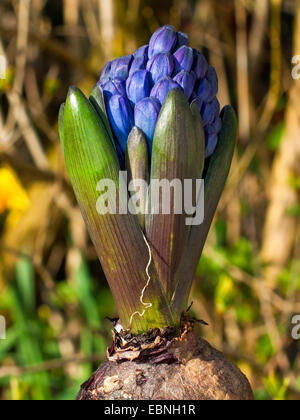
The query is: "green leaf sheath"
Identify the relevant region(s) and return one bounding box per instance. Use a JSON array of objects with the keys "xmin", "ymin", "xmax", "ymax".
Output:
[
  {"xmin": 60, "ymin": 87, "xmax": 175, "ymax": 334},
  {"xmin": 89, "ymin": 84, "xmax": 115, "ymax": 148},
  {"xmin": 190, "ymin": 101, "xmax": 205, "ymax": 180},
  {"xmin": 126, "ymin": 127, "xmax": 149, "ymax": 231},
  {"xmin": 172, "ymin": 105, "xmax": 237, "ymax": 314},
  {"xmin": 145, "ymin": 89, "xmax": 203, "ymax": 301}
]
